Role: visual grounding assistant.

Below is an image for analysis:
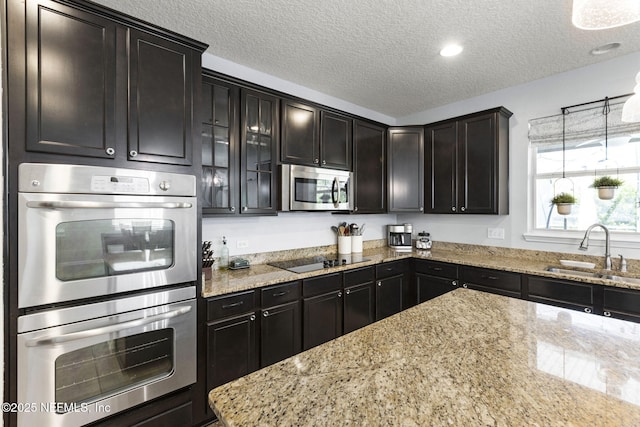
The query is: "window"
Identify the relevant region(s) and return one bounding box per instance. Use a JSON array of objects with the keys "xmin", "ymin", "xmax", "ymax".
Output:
[{"xmin": 530, "ymin": 100, "xmax": 640, "ymax": 233}]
